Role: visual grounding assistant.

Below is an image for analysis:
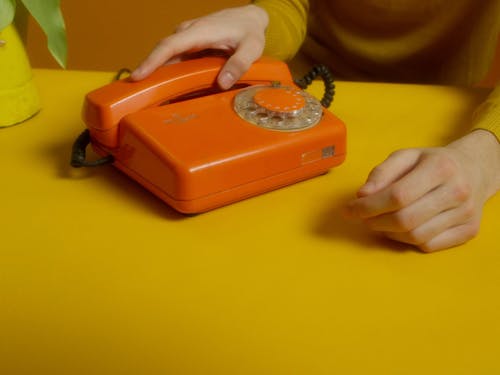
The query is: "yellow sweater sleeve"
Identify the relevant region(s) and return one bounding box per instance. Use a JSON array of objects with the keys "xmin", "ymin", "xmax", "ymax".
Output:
[
  {"xmin": 473, "ymin": 86, "xmax": 500, "ymax": 142},
  {"xmin": 252, "ymin": 0, "xmax": 309, "ymax": 61},
  {"xmin": 251, "ymin": 0, "xmax": 500, "ymax": 142}
]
